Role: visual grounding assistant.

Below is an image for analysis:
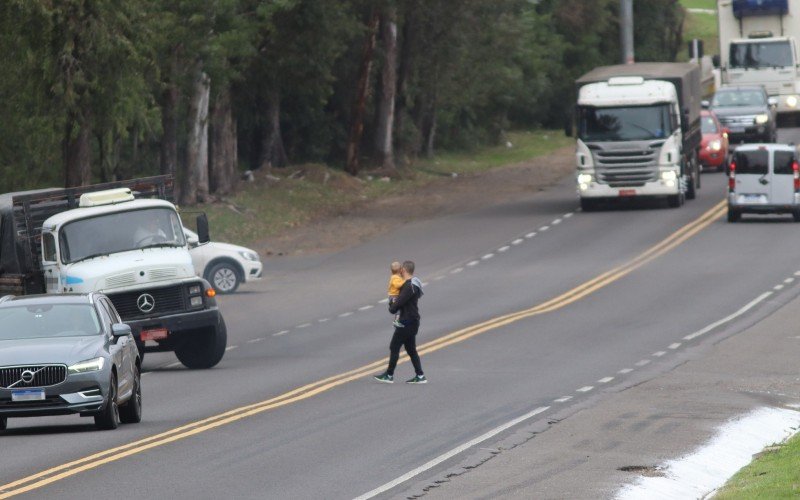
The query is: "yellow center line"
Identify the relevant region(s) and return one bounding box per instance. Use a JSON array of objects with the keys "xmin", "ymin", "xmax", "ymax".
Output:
[{"xmin": 0, "ymin": 200, "xmax": 726, "ymax": 498}]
